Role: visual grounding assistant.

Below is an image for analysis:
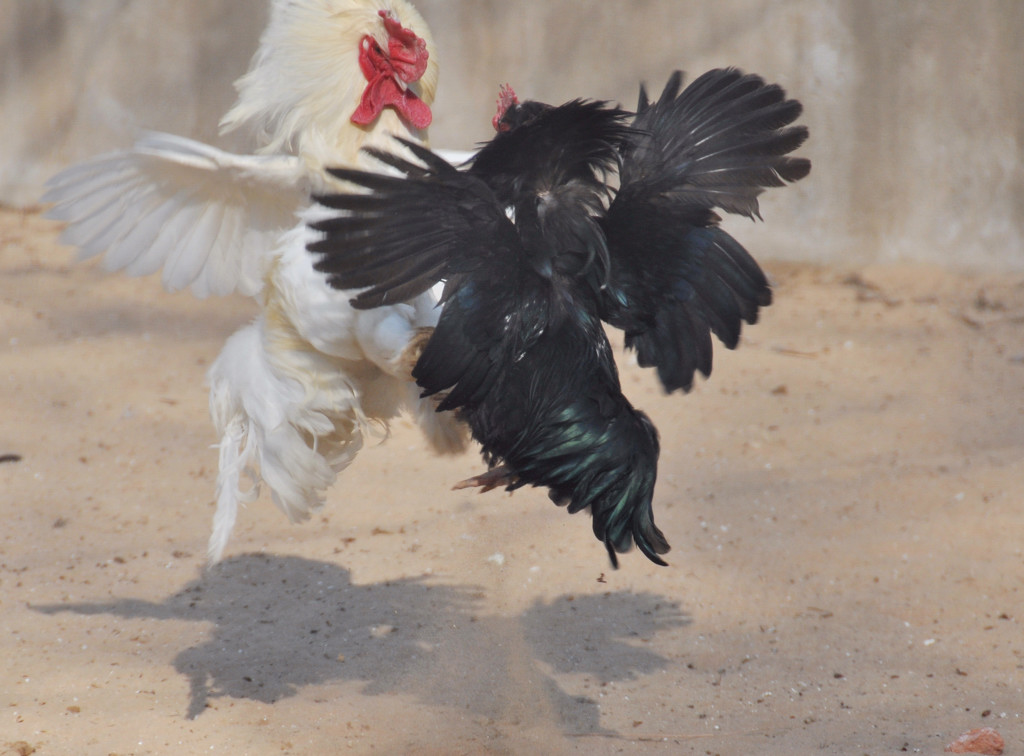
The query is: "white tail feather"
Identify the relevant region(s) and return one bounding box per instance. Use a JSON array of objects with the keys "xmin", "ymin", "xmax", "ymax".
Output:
[
  {"xmin": 207, "ymin": 414, "xmax": 259, "ymax": 563},
  {"xmin": 205, "ymin": 319, "xmax": 369, "ymax": 562}
]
